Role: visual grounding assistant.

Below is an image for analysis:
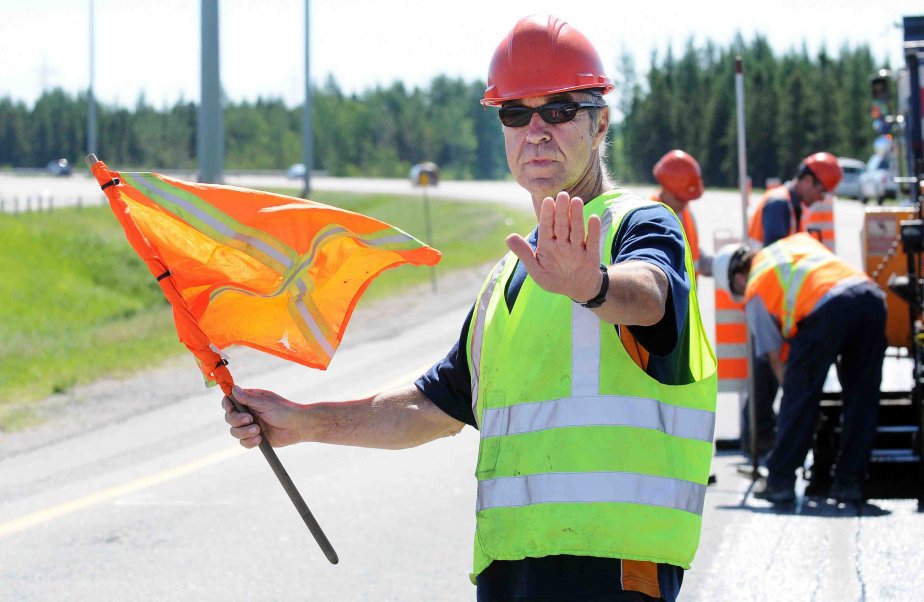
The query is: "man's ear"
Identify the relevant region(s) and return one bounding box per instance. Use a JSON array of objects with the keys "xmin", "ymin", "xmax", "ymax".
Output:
[
  {"xmin": 593, "ymin": 106, "xmax": 609, "ymax": 148},
  {"xmin": 733, "ymin": 272, "xmax": 748, "ymax": 296}
]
